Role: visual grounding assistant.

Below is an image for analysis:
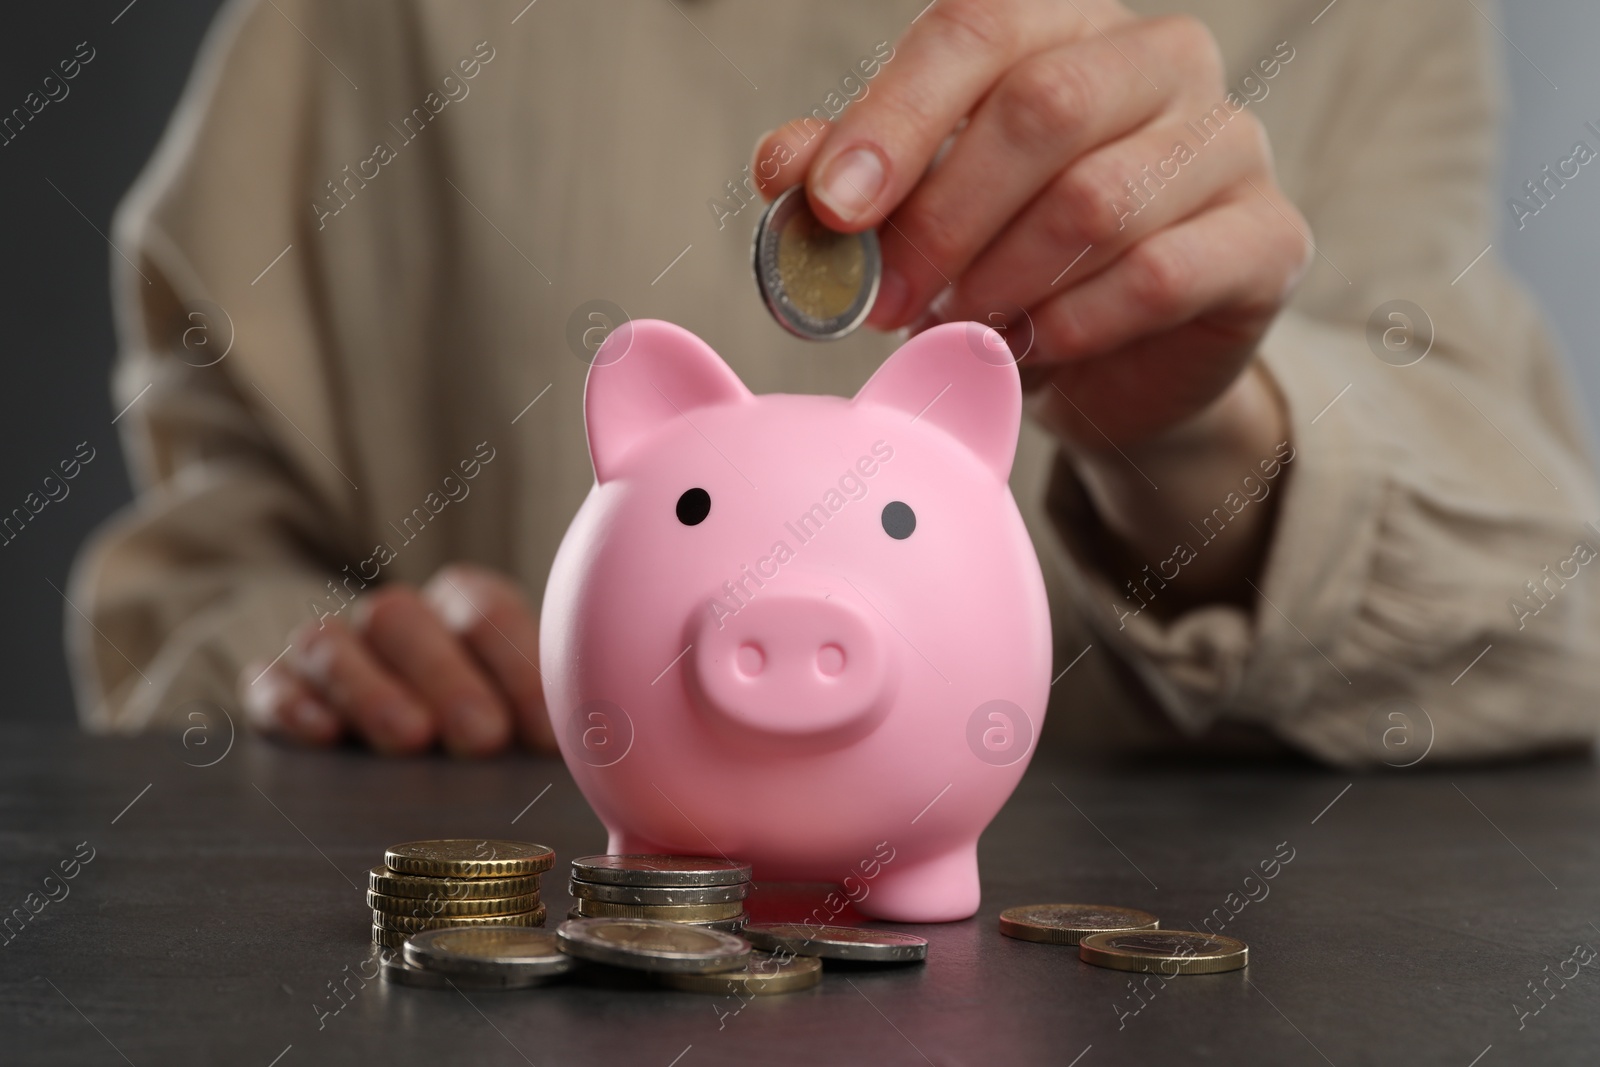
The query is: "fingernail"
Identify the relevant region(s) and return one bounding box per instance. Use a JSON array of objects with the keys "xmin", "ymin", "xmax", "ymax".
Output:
[
  {"xmin": 871, "ymin": 267, "xmax": 908, "ymax": 326},
  {"xmin": 927, "ymin": 286, "xmax": 956, "ymax": 322},
  {"xmin": 814, "ymin": 145, "xmax": 886, "ymax": 224},
  {"xmin": 451, "ymin": 700, "xmax": 508, "ymax": 754}
]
